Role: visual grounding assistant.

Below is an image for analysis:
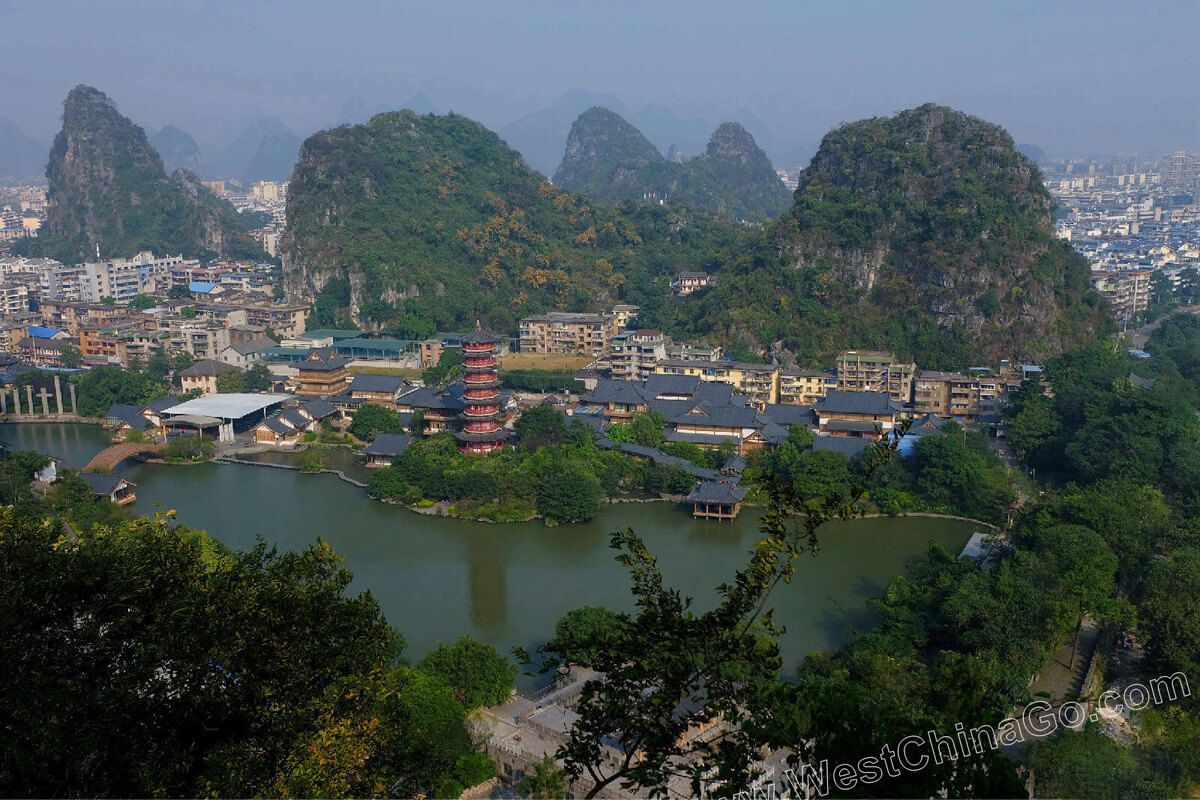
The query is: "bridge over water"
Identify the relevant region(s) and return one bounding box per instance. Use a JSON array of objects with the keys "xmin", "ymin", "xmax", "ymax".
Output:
[{"xmin": 82, "ymin": 442, "xmax": 164, "ymax": 473}]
